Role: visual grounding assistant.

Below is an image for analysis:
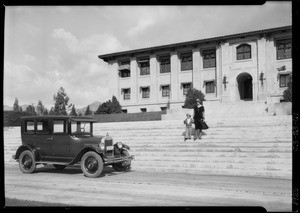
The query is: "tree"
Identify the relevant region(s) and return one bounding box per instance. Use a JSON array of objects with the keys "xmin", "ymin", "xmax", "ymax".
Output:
[
  {"xmin": 96, "ymin": 102, "xmax": 110, "ymax": 114},
  {"xmin": 42, "ymin": 108, "xmax": 49, "ymax": 115},
  {"xmin": 95, "ymin": 96, "xmax": 122, "ymax": 114},
  {"xmin": 25, "ymin": 104, "xmax": 37, "ymax": 116},
  {"xmin": 49, "ymin": 107, "xmax": 55, "ymax": 115},
  {"xmin": 53, "ymin": 87, "xmax": 71, "ymax": 115},
  {"xmin": 183, "ymin": 88, "xmax": 205, "ymax": 109},
  {"xmin": 69, "ymin": 105, "xmax": 77, "ymax": 116},
  {"xmin": 84, "ymin": 105, "xmax": 92, "ymax": 115},
  {"xmin": 13, "ymin": 98, "xmax": 20, "ymax": 111},
  {"xmin": 283, "ymin": 78, "xmax": 292, "ymax": 102},
  {"xmin": 110, "ymin": 96, "xmax": 122, "ymax": 113},
  {"xmin": 36, "ymin": 100, "xmax": 45, "ymax": 115}
]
